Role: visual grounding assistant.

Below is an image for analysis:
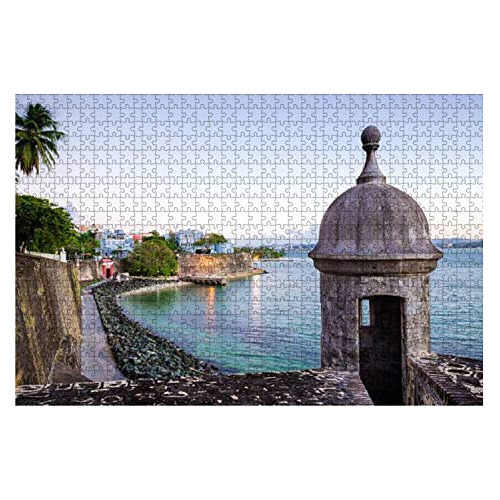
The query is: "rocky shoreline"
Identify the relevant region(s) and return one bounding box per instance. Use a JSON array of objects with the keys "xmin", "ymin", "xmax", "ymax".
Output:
[{"xmin": 92, "ymin": 279, "xmax": 217, "ymax": 380}]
